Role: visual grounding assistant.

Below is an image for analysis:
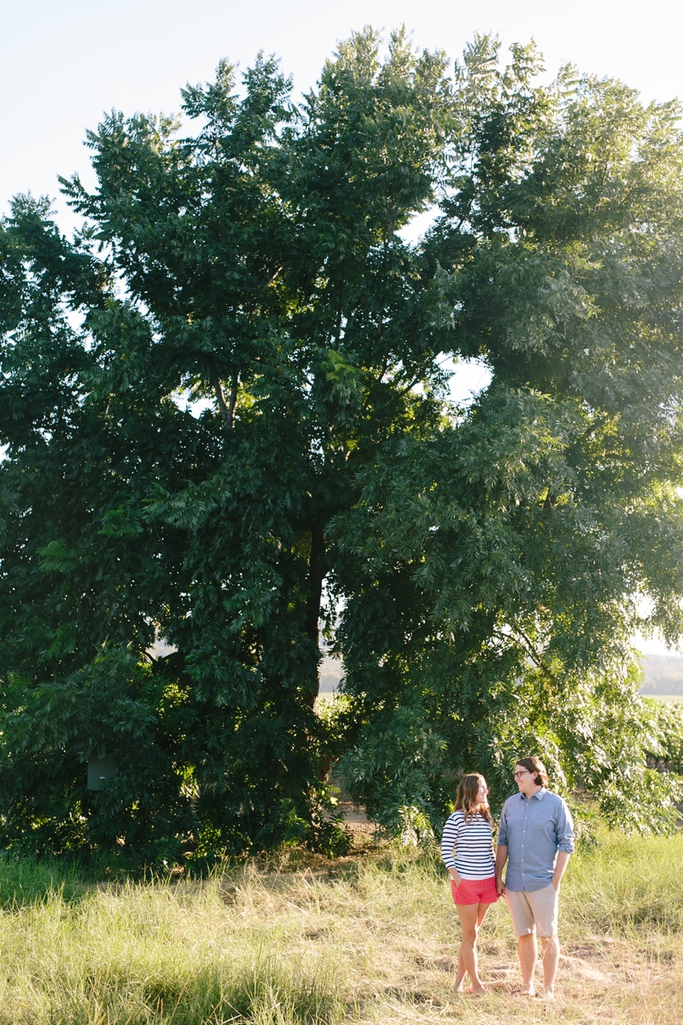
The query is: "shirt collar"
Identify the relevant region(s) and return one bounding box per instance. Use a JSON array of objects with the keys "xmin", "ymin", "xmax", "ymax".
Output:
[{"xmin": 519, "ymin": 788, "xmax": 545, "ymax": 801}]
